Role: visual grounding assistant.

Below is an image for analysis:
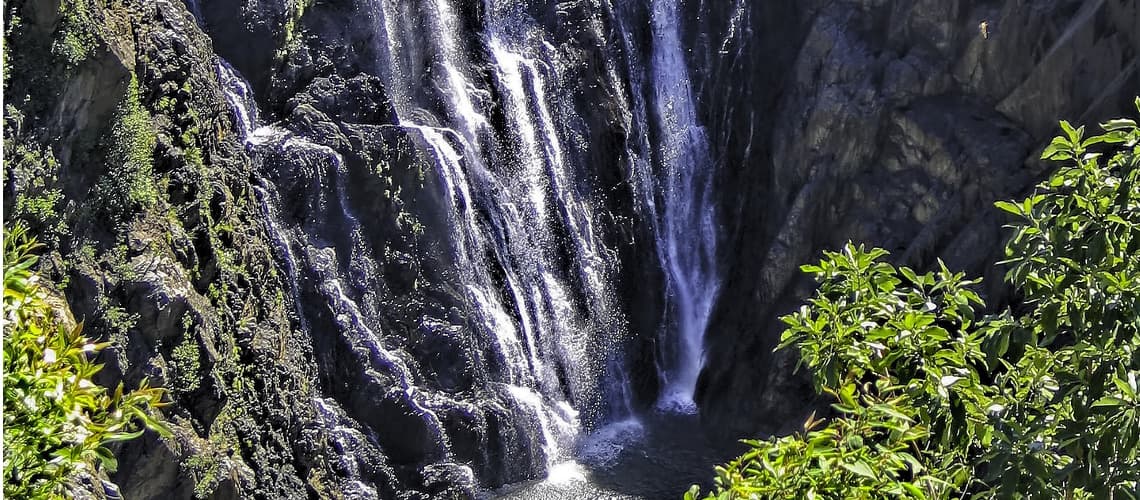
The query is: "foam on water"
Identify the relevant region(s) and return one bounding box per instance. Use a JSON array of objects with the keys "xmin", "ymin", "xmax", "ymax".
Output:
[
  {"xmin": 578, "ymin": 418, "xmax": 647, "ymax": 468},
  {"xmin": 545, "ymin": 462, "xmax": 589, "ymax": 485}
]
